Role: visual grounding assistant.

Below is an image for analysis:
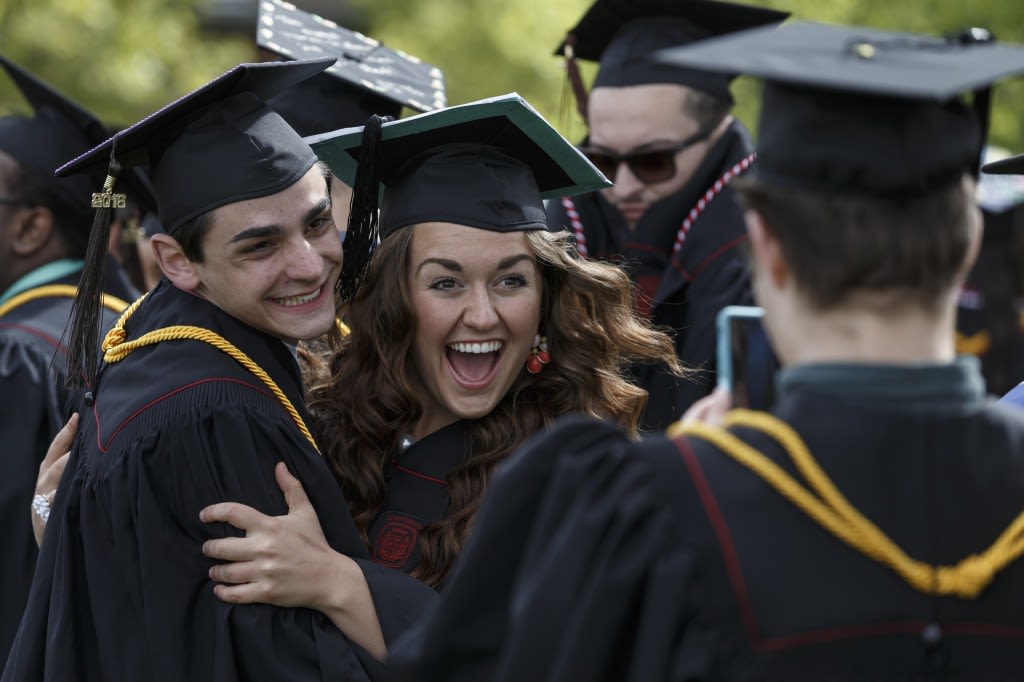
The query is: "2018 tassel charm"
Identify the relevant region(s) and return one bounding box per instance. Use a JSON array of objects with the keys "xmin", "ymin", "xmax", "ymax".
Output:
[{"xmin": 527, "ymin": 334, "xmax": 550, "ymax": 374}]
